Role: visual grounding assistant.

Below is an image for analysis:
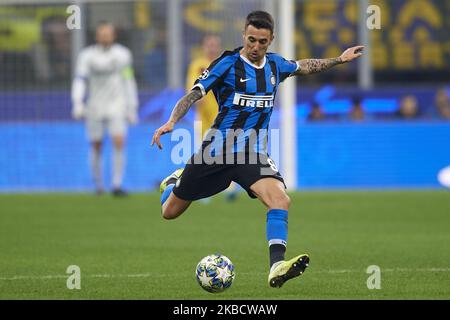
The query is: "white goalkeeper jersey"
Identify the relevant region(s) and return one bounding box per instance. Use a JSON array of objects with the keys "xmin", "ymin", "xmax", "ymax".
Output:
[{"xmin": 71, "ymin": 44, "xmax": 138, "ymax": 118}]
